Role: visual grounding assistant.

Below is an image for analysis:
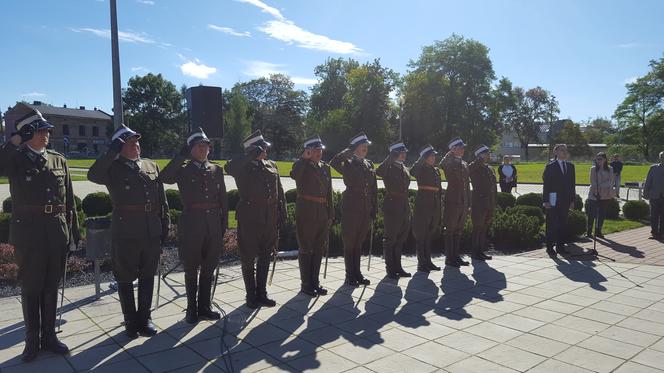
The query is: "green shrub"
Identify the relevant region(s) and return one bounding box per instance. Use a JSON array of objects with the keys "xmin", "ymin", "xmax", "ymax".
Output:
[
  {"xmin": 279, "ymin": 203, "xmax": 298, "ymax": 249},
  {"xmin": 2, "ymin": 197, "xmax": 11, "ymax": 213},
  {"xmin": 168, "ymin": 209, "xmax": 182, "ymax": 225},
  {"xmin": 507, "ymin": 205, "xmax": 545, "ymax": 226},
  {"xmin": 74, "ymin": 195, "xmax": 83, "ymax": 211},
  {"xmin": 227, "ymin": 189, "xmax": 240, "ymax": 211},
  {"xmin": 0, "ymin": 213, "xmax": 10, "ymax": 243},
  {"xmin": 496, "ymin": 192, "xmax": 516, "ymax": 210},
  {"xmin": 516, "ymin": 193, "xmax": 543, "ymax": 207},
  {"xmin": 566, "ymin": 210, "xmax": 587, "ymax": 238},
  {"xmin": 285, "ymin": 189, "xmax": 298, "ymax": 204},
  {"xmin": 584, "ymin": 198, "xmax": 620, "ymax": 220},
  {"xmin": 623, "ymin": 200, "xmax": 649, "ymax": 221},
  {"xmin": 574, "ymin": 194, "xmax": 583, "ymax": 211},
  {"xmin": 490, "ymin": 210, "xmax": 541, "ymax": 249},
  {"xmin": 165, "ymin": 189, "xmax": 183, "ymax": 211},
  {"xmin": 82, "ymin": 192, "xmax": 113, "ymax": 217}
]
